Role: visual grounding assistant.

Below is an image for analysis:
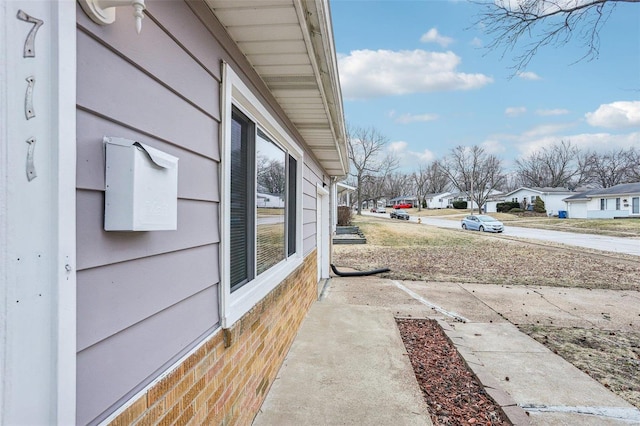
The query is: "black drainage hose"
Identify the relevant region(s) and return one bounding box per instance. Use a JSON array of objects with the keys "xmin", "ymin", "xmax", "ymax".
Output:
[{"xmin": 330, "ymin": 264, "xmax": 390, "ymax": 277}]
